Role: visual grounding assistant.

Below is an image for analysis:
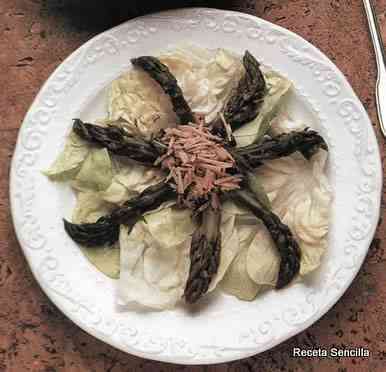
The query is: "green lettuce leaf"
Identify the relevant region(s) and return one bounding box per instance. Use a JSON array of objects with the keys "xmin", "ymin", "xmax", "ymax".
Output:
[
  {"xmin": 72, "ymin": 192, "xmax": 119, "ymax": 279},
  {"xmin": 80, "ymin": 245, "xmax": 120, "ymax": 280},
  {"xmin": 208, "ymin": 213, "xmax": 240, "ymax": 291},
  {"xmin": 220, "ymin": 248, "xmax": 260, "ymax": 300},
  {"xmin": 72, "ymin": 148, "xmax": 112, "ymax": 191},
  {"xmin": 72, "ymin": 192, "xmax": 113, "ymax": 224},
  {"xmin": 144, "ymin": 207, "xmax": 197, "ymax": 248},
  {"xmin": 246, "ymin": 227, "xmax": 280, "ymax": 287},
  {"xmin": 43, "ymin": 131, "xmax": 90, "ymax": 181},
  {"xmin": 99, "ymin": 180, "xmax": 130, "ymax": 205},
  {"xmin": 220, "ymin": 221, "xmax": 261, "ymax": 300}
]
